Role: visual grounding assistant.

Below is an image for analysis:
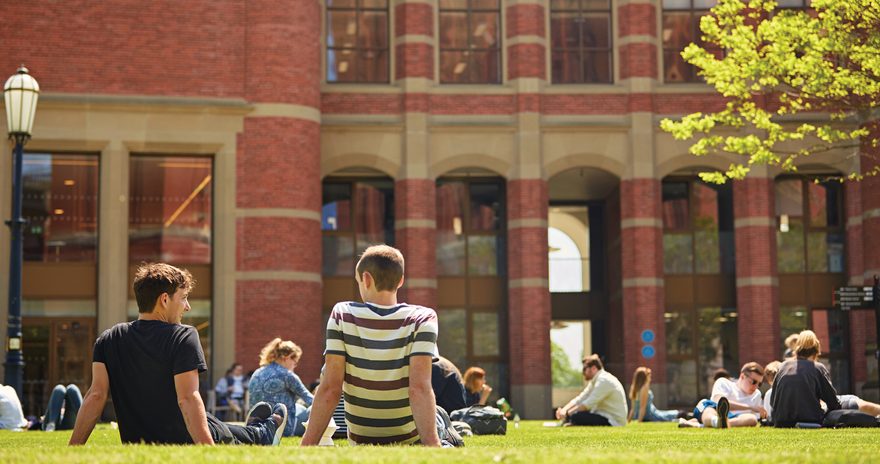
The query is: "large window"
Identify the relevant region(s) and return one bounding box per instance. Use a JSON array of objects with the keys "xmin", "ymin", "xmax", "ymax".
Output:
[
  {"xmin": 439, "ymin": 0, "xmax": 501, "ymax": 84},
  {"xmin": 22, "ymin": 153, "xmax": 99, "ymax": 261},
  {"xmin": 326, "ymin": 0, "xmax": 389, "ymax": 83},
  {"xmin": 129, "ymin": 155, "xmax": 213, "ymax": 369},
  {"xmin": 550, "ymin": 0, "xmax": 613, "ymax": 84},
  {"xmin": 662, "ymin": 179, "xmax": 734, "ymax": 275},
  {"xmin": 662, "ymin": 0, "xmax": 721, "ymax": 83},
  {"xmin": 665, "ymin": 306, "xmax": 738, "ymax": 403},
  {"xmin": 322, "ymin": 179, "xmax": 395, "ymax": 276},
  {"xmin": 436, "ymin": 178, "xmax": 506, "ymax": 397},
  {"xmin": 775, "ymin": 177, "xmax": 844, "ymax": 274}
]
